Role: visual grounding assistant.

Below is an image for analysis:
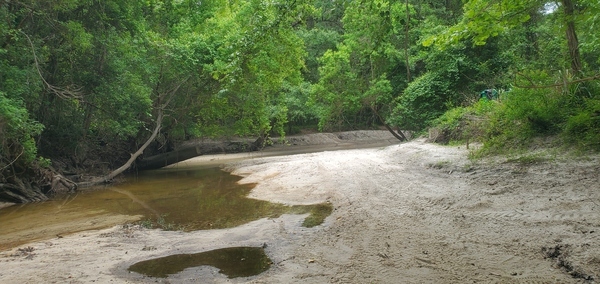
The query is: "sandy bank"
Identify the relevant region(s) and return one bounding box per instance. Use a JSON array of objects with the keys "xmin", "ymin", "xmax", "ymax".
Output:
[{"xmin": 1, "ymin": 138, "xmax": 599, "ymax": 283}]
